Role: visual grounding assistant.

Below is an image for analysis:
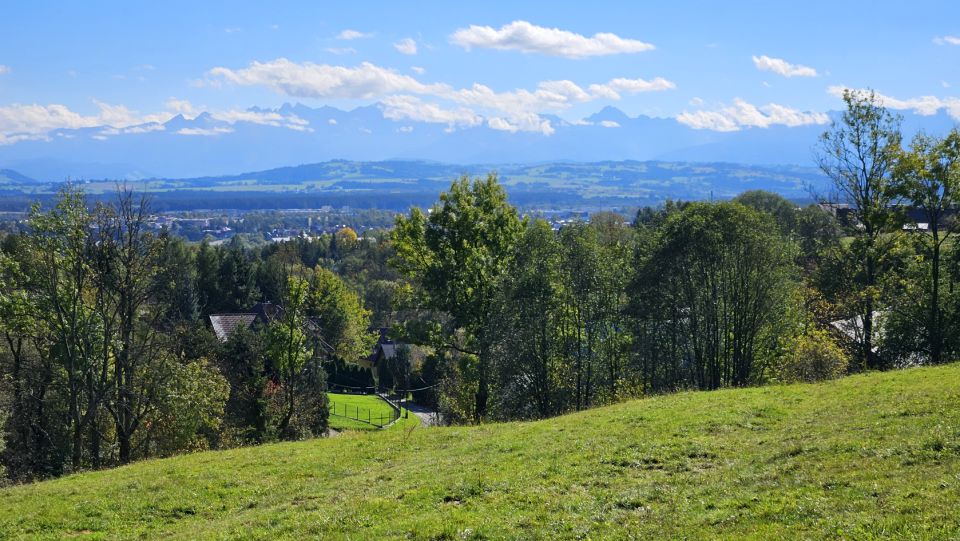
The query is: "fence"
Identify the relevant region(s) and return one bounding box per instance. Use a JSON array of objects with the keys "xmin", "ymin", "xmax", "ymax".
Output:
[{"xmin": 328, "ymin": 399, "xmax": 399, "ymax": 428}]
